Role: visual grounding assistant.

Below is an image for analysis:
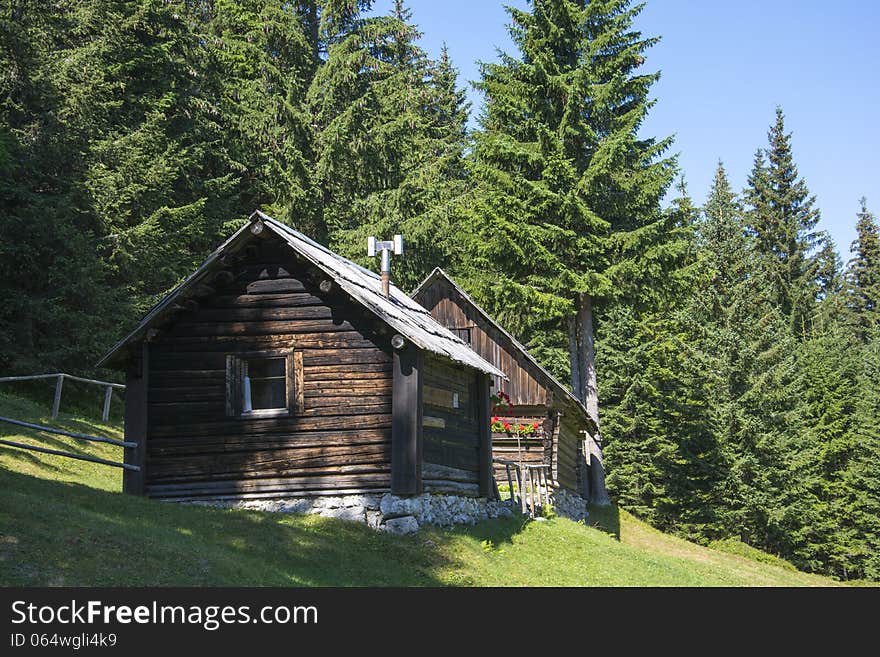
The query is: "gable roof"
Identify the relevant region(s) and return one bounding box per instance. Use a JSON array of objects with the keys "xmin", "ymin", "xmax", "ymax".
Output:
[
  {"xmin": 98, "ymin": 211, "xmax": 506, "ymax": 379},
  {"xmin": 412, "ymin": 268, "xmax": 597, "ymax": 432}
]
